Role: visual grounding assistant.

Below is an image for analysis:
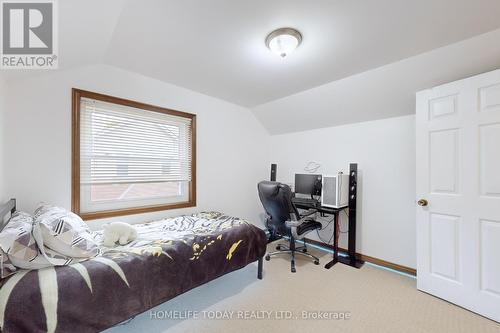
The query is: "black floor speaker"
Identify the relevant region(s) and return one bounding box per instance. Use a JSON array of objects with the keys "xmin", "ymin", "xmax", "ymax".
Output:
[
  {"xmin": 342, "ymin": 163, "xmax": 364, "ymax": 268},
  {"xmin": 270, "ymin": 163, "xmax": 277, "ymax": 181}
]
